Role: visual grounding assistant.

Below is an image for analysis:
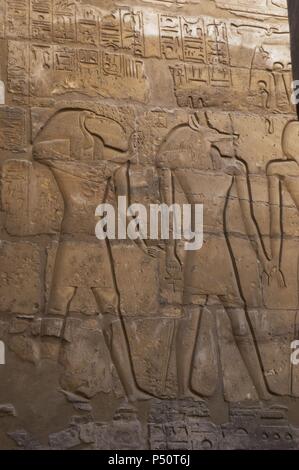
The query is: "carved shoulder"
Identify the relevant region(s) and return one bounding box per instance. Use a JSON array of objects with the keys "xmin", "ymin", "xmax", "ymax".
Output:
[{"xmin": 267, "ymin": 160, "xmax": 299, "ymax": 177}]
